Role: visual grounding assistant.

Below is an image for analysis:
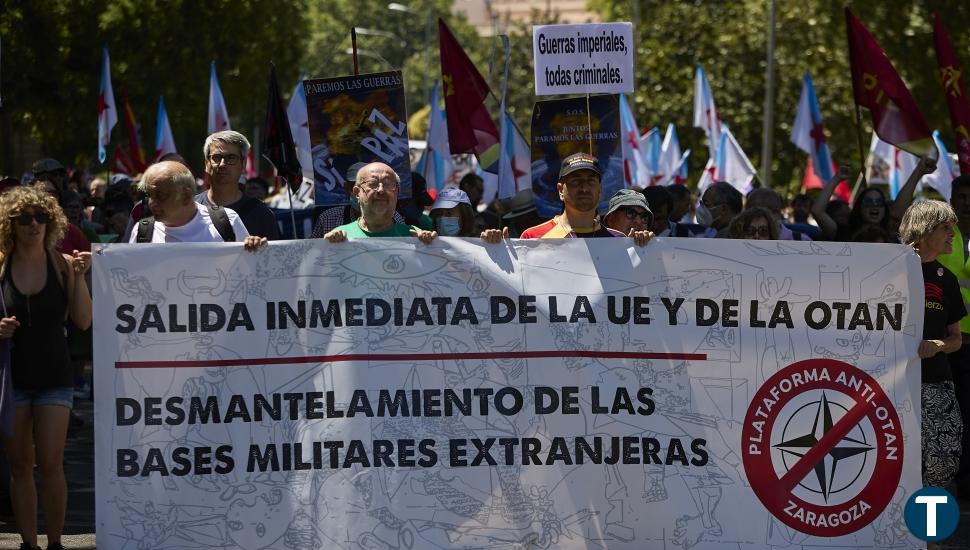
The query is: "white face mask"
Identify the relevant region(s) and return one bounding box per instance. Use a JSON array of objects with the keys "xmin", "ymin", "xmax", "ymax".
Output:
[
  {"xmin": 695, "ymin": 203, "xmax": 714, "ymax": 227},
  {"xmin": 437, "ymin": 216, "xmax": 461, "ymax": 236}
]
